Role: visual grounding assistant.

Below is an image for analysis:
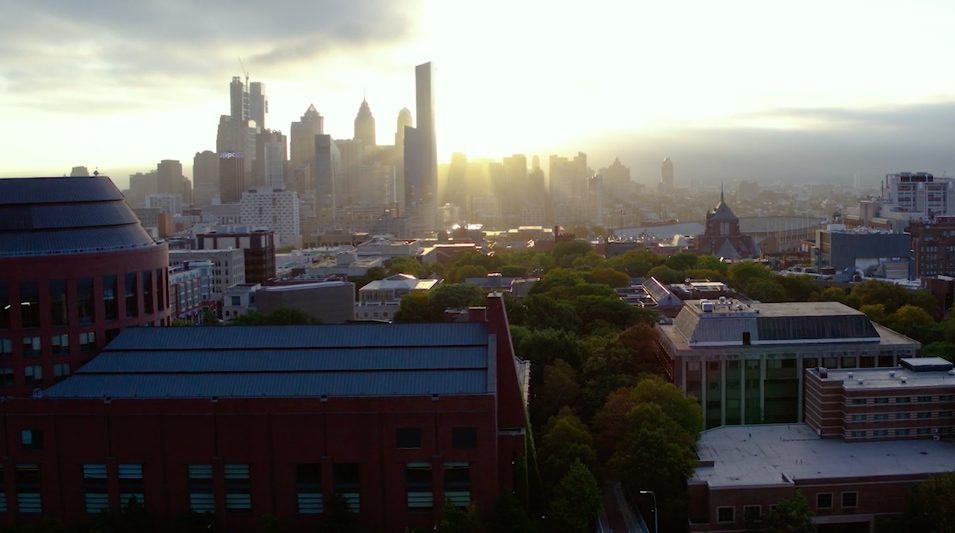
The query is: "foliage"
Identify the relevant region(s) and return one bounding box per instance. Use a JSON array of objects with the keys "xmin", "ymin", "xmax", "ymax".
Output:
[
  {"xmin": 744, "ymin": 278, "xmax": 788, "ymax": 303},
  {"xmin": 487, "ymin": 489, "xmax": 534, "ymax": 533},
  {"xmin": 904, "ymin": 471, "xmax": 955, "ymax": 532},
  {"xmin": 439, "ymin": 500, "xmax": 483, "ymax": 533},
  {"xmin": 516, "ymin": 328, "xmax": 583, "ymax": 386},
  {"xmin": 552, "ymin": 240, "xmax": 593, "ymax": 268},
  {"xmin": 765, "ymin": 490, "xmax": 816, "ymax": 533},
  {"xmin": 891, "ymin": 304, "xmax": 935, "ymax": 328},
  {"xmin": 320, "ymin": 493, "xmax": 362, "ymax": 533},
  {"xmin": 548, "ymin": 459, "xmax": 603, "ymax": 533},
  {"xmin": 537, "ymin": 407, "xmax": 597, "ymax": 489},
  {"xmin": 259, "ymin": 514, "xmax": 290, "ymax": 533},
  {"xmin": 171, "ymin": 319, "xmax": 193, "ymax": 327},
  {"xmin": 393, "ymin": 291, "xmax": 442, "ymax": 323},
  {"xmin": 630, "ymin": 375, "xmax": 703, "ymax": 441},
  {"xmin": 430, "ymin": 283, "xmax": 486, "ymax": 312},
  {"xmin": 455, "ymin": 264, "xmax": 489, "ymax": 282},
  {"xmin": 4, "ymin": 518, "xmax": 67, "ymax": 533},
  {"xmin": 606, "ymin": 249, "xmax": 665, "ymax": 278},
  {"xmin": 646, "ymin": 265, "xmax": 683, "ymax": 285},
  {"xmin": 531, "ymin": 360, "xmax": 583, "ymax": 428},
  {"xmin": 388, "ymin": 255, "xmax": 427, "ymax": 278},
  {"xmin": 850, "ymin": 280, "xmax": 910, "ymax": 314},
  {"xmin": 923, "ymin": 341, "xmax": 955, "ymax": 362},
  {"xmin": 582, "ymin": 267, "xmax": 631, "ymax": 288},
  {"xmin": 727, "ymin": 261, "xmax": 774, "ymax": 289},
  {"xmin": 666, "ymin": 253, "xmax": 699, "ymax": 271},
  {"xmin": 529, "ymin": 268, "xmax": 585, "ymax": 296},
  {"xmin": 201, "ymin": 308, "xmax": 220, "ymax": 325},
  {"xmin": 229, "ymin": 307, "xmax": 321, "ymax": 325},
  {"xmin": 173, "ymin": 511, "xmax": 214, "ymax": 533}
]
